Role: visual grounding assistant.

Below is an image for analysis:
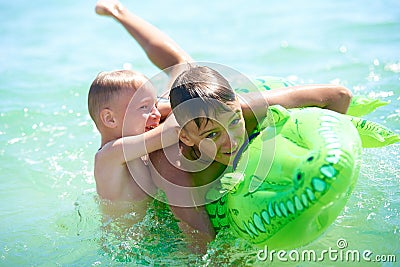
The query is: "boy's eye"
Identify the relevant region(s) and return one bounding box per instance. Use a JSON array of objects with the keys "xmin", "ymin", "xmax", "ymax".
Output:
[
  {"xmin": 206, "ymin": 132, "xmax": 218, "ymax": 139},
  {"xmin": 140, "ymin": 105, "xmax": 149, "ymax": 110},
  {"xmin": 230, "ymin": 118, "xmax": 240, "ymax": 126}
]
